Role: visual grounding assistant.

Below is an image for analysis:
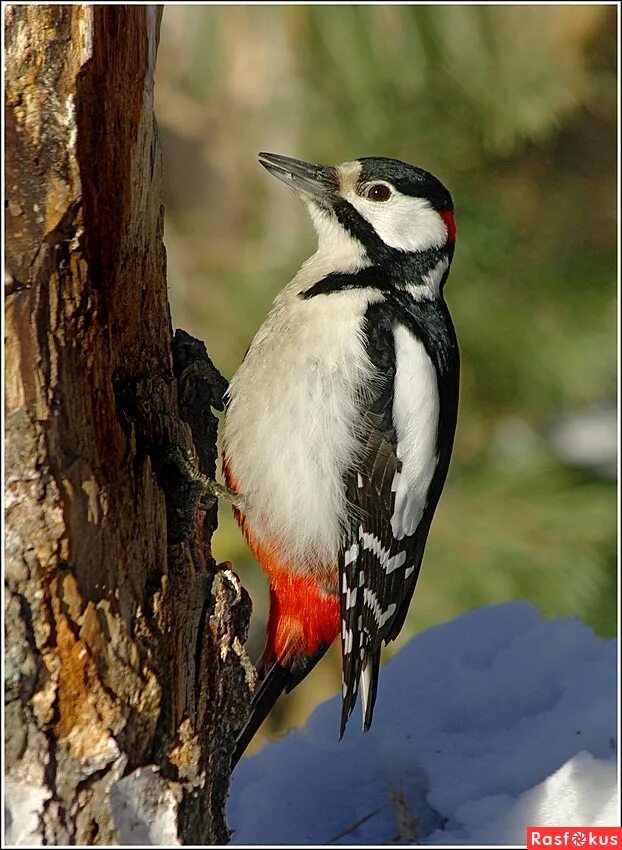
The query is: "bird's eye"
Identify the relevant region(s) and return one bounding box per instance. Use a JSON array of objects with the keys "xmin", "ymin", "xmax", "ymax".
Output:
[{"xmin": 365, "ymin": 183, "xmax": 392, "ymax": 202}]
